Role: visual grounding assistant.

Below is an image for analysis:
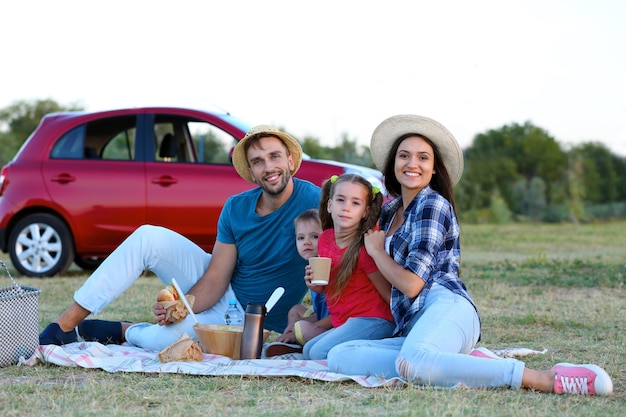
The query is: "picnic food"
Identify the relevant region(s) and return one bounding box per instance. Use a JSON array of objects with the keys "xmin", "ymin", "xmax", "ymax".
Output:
[
  {"xmin": 156, "ymin": 284, "xmax": 195, "ymax": 323},
  {"xmin": 157, "ymin": 333, "xmax": 203, "ymax": 363},
  {"xmin": 193, "ymin": 324, "xmax": 270, "ymax": 359},
  {"xmin": 157, "ymin": 284, "xmax": 179, "ymax": 302}
]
